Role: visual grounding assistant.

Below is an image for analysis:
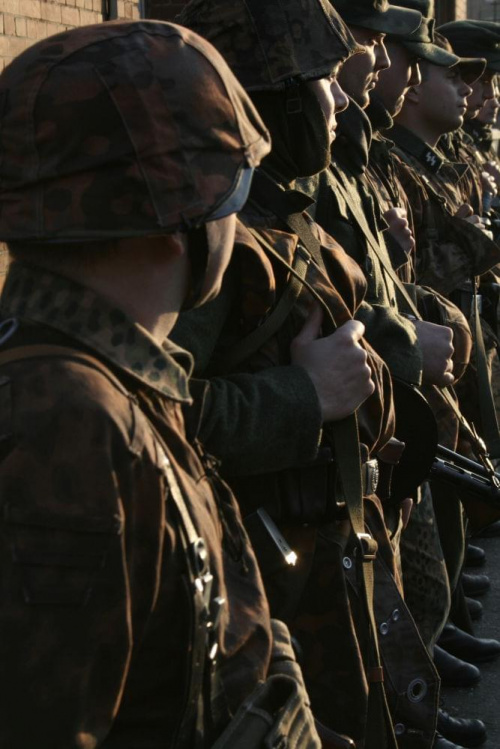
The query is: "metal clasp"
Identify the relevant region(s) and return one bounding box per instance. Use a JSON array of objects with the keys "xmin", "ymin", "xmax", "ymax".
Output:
[{"xmin": 357, "ymin": 532, "xmax": 377, "ymax": 561}]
